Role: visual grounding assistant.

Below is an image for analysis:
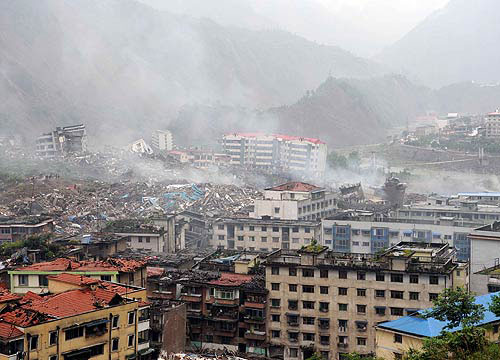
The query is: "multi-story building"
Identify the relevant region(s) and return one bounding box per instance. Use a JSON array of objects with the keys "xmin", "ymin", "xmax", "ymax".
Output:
[
  {"xmin": 9, "ymin": 257, "xmax": 147, "ymax": 293},
  {"xmin": 151, "ymin": 130, "xmax": 174, "ymax": 151},
  {"xmin": 0, "ymin": 274, "xmax": 151, "ymax": 360},
  {"xmin": 0, "ymin": 216, "xmax": 54, "ymax": 243},
  {"xmin": 35, "ymin": 124, "xmax": 87, "ymax": 158},
  {"xmin": 77, "ymin": 233, "xmax": 129, "ymax": 260},
  {"xmin": 321, "ymin": 218, "xmax": 474, "ymax": 261},
  {"xmin": 222, "ymin": 133, "xmax": 327, "ymax": 178},
  {"xmin": 210, "ymin": 217, "xmax": 320, "ymax": 251},
  {"xmin": 265, "ymin": 242, "xmax": 468, "ymax": 360},
  {"xmin": 485, "ymin": 111, "xmax": 500, "ymax": 138},
  {"xmin": 375, "ymin": 292, "xmax": 500, "ymax": 360},
  {"xmin": 251, "ymin": 182, "xmax": 338, "ymax": 221}
]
